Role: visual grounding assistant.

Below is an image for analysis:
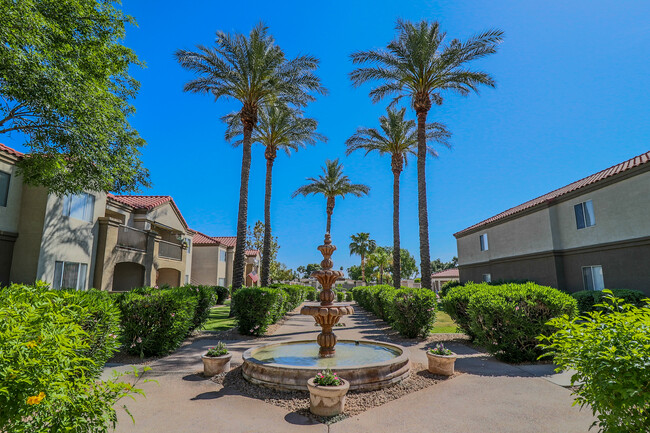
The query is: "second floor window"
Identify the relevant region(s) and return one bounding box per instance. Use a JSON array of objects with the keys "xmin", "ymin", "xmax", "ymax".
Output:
[
  {"xmin": 574, "ymin": 200, "xmax": 595, "ymax": 229},
  {"xmin": 62, "ymin": 193, "xmax": 95, "ymax": 222},
  {"xmin": 479, "ymin": 233, "xmax": 489, "ymax": 251},
  {"xmin": 220, "ymin": 250, "xmax": 227, "ymax": 262},
  {"xmin": 53, "ymin": 261, "xmax": 88, "ymax": 290},
  {"xmin": 0, "ymin": 171, "xmax": 10, "ymax": 207}
]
